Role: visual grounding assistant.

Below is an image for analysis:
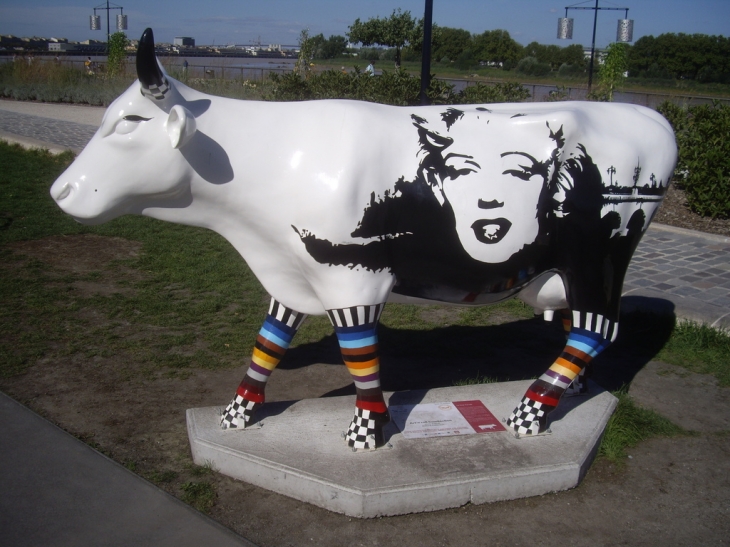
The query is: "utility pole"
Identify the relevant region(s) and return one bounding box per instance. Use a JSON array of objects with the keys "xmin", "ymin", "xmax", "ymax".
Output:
[{"xmin": 419, "ymin": 0, "xmax": 434, "ymax": 105}]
